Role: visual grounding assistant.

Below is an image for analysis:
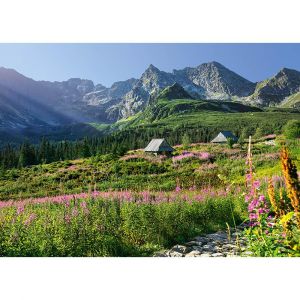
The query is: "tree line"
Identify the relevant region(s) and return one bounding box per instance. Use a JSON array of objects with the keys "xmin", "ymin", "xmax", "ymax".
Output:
[{"xmin": 0, "ymin": 121, "xmax": 281, "ymax": 171}]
